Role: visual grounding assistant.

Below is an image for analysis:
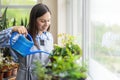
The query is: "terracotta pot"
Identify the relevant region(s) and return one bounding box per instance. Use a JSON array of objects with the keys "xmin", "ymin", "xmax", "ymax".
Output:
[
  {"xmin": 8, "ymin": 76, "xmax": 16, "ymax": 80},
  {"xmin": 0, "ymin": 72, "xmax": 4, "ymax": 80},
  {"xmin": 3, "ymin": 69, "xmax": 12, "ymax": 78},
  {"xmin": 1, "ymin": 65, "xmax": 9, "ymax": 73}
]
